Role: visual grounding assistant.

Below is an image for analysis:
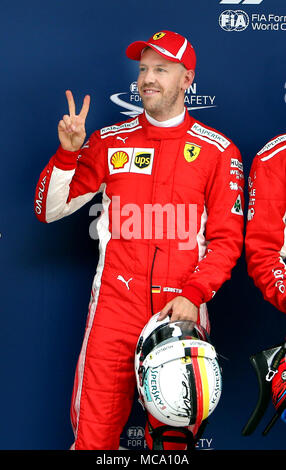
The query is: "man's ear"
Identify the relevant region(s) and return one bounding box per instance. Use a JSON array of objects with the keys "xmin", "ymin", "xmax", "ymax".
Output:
[{"xmin": 182, "ymin": 69, "xmax": 195, "ymax": 91}]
